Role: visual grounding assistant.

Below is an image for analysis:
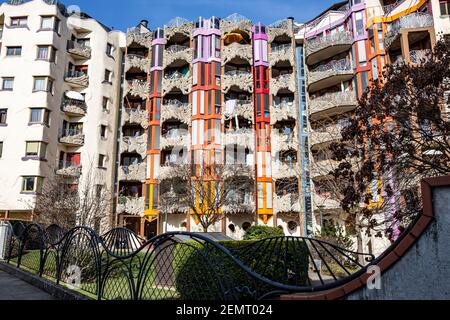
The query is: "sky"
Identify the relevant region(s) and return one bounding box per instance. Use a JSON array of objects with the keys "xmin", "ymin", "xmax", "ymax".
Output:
[{"xmin": 53, "ymin": 0, "xmax": 336, "ymax": 31}]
